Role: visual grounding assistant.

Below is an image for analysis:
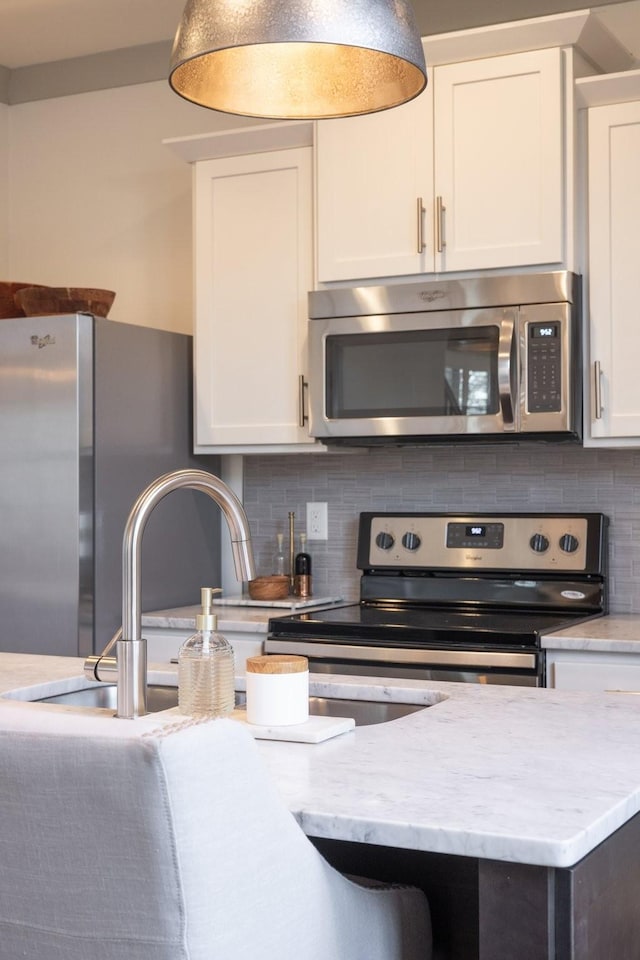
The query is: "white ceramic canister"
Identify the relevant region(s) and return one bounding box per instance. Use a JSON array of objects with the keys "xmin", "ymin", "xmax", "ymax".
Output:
[{"xmin": 245, "ymin": 654, "xmax": 309, "ymax": 726}]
